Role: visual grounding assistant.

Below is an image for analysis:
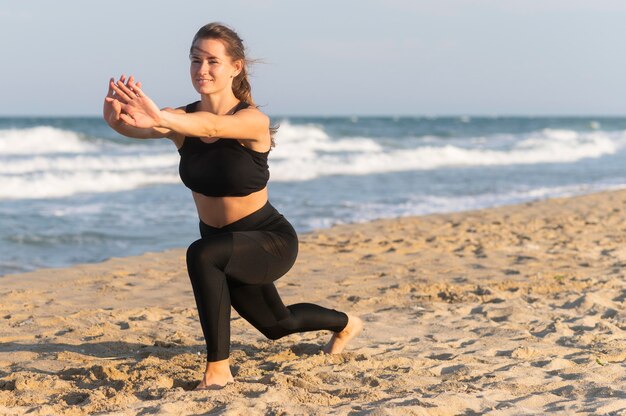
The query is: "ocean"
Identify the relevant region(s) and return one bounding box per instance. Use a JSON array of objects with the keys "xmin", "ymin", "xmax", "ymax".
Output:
[{"xmin": 1, "ymin": 115, "xmax": 625, "ymax": 276}]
